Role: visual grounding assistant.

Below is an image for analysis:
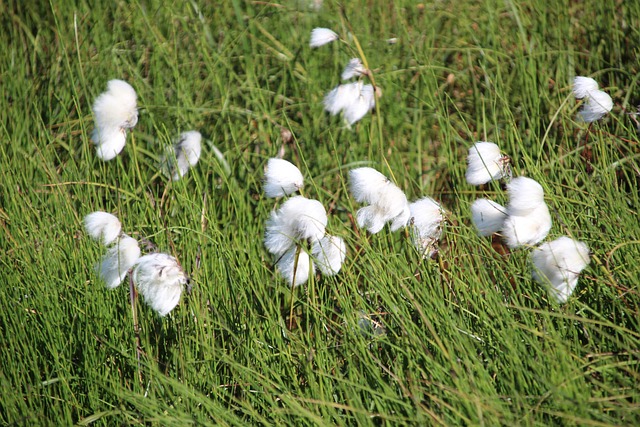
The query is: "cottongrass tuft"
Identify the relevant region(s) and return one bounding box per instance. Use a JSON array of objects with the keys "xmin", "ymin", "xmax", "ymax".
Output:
[
  {"xmin": 531, "ymin": 236, "xmax": 590, "ymax": 303},
  {"xmin": 84, "ymin": 211, "xmax": 122, "ymax": 246},
  {"xmin": 324, "ymin": 82, "xmax": 376, "ymax": 125},
  {"xmin": 264, "ymin": 196, "xmax": 328, "ymax": 257},
  {"xmin": 470, "ymin": 199, "xmax": 507, "ymax": 237},
  {"xmin": 98, "ymin": 234, "xmax": 141, "ymax": 289},
  {"xmin": 572, "ymin": 76, "xmax": 613, "ymax": 122},
  {"xmin": 312, "ymin": 235, "xmax": 347, "ymax": 276},
  {"xmin": 408, "ymin": 197, "xmax": 444, "ymax": 258},
  {"xmin": 341, "ymin": 58, "xmax": 368, "ymax": 80},
  {"xmin": 350, "ymin": 167, "xmax": 410, "ymax": 234},
  {"xmin": 91, "ymin": 79, "xmax": 138, "ymax": 161},
  {"xmin": 309, "ymin": 28, "xmax": 338, "ymax": 48},
  {"xmin": 276, "ymin": 246, "xmax": 314, "ymax": 287},
  {"xmin": 264, "ymin": 158, "xmax": 304, "ymax": 198},
  {"xmin": 501, "ymin": 177, "xmax": 552, "ymax": 248},
  {"xmin": 161, "ymin": 131, "xmax": 202, "ymax": 181},
  {"xmin": 465, "ymin": 142, "xmax": 510, "ymax": 186},
  {"xmin": 133, "ymin": 253, "xmax": 188, "ymax": 316}
]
